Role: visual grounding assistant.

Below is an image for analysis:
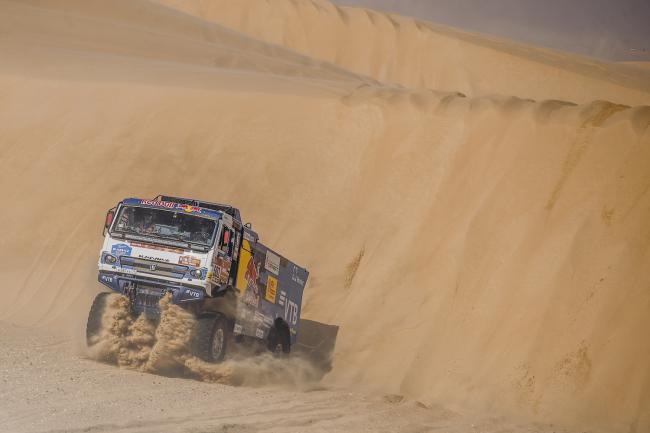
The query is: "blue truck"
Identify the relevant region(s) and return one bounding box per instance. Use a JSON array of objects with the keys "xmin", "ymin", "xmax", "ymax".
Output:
[{"xmin": 86, "ymin": 195, "xmax": 309, "ymax": 362}]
